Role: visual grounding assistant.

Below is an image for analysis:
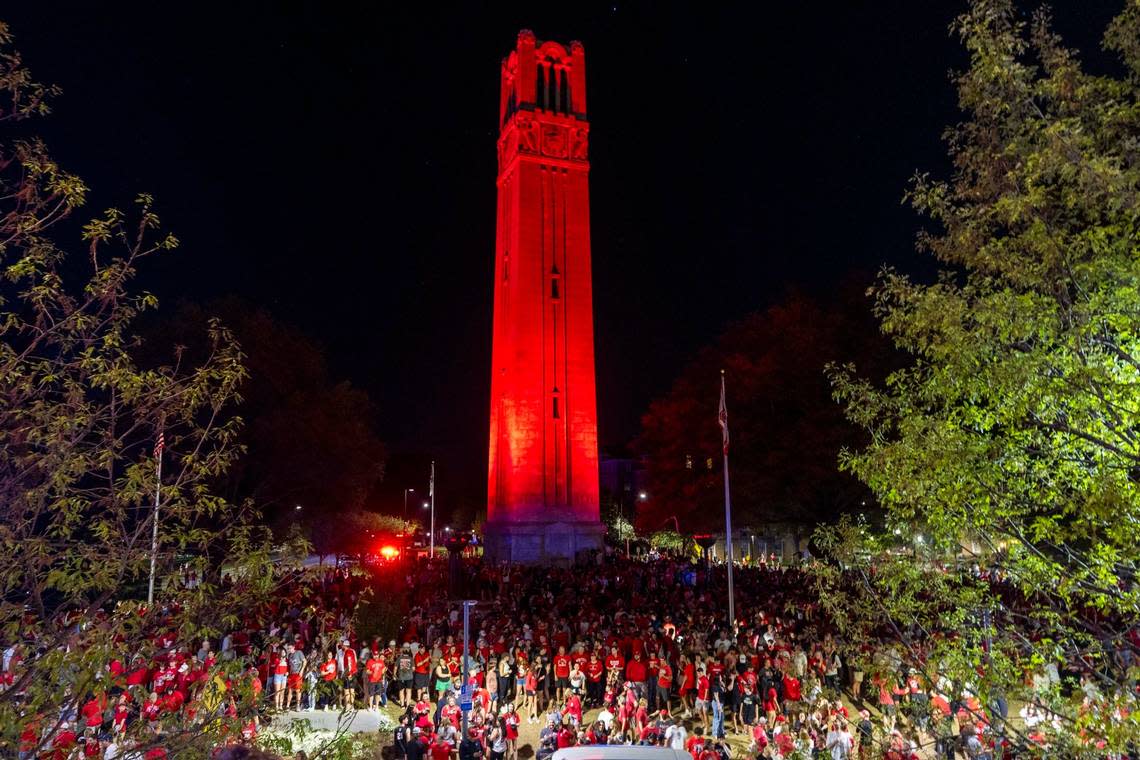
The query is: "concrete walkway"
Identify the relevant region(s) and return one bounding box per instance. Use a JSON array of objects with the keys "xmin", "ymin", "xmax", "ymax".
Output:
[{"xmin": 272, "ymin": 707, "xmax": 392, "ymax": 734}]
